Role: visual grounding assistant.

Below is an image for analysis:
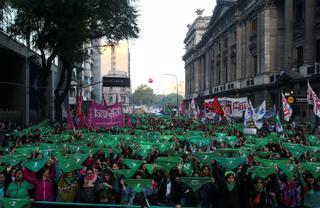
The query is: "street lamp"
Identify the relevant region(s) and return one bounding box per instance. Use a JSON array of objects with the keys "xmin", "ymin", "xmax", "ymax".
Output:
[{"xmin": 162, "ymin": 73, "xmax": 179, "ymax": 109}]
